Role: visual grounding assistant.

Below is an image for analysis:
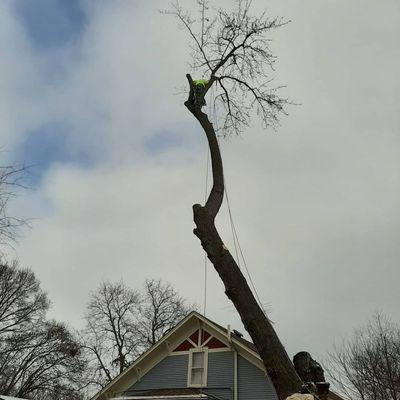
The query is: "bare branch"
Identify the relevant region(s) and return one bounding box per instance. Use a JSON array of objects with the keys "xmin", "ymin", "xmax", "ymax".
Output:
[
  {"xmin": 0, "ymin": 261, "xmax": 84, "ymax": 399},
  {"xmin": 80, "ymin": 279, "xmax": 194, "ymax": 393},
  {"xmin": 326, "ymin": 312, "xmax": 400, "ymax": 400},
  {"xmin": 0, "ymin": 163, "xmax": 29, "ymax": 248},
  {"xmin": 166, "ymin": 0, "xmax": 290, "ymax": 136}
]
